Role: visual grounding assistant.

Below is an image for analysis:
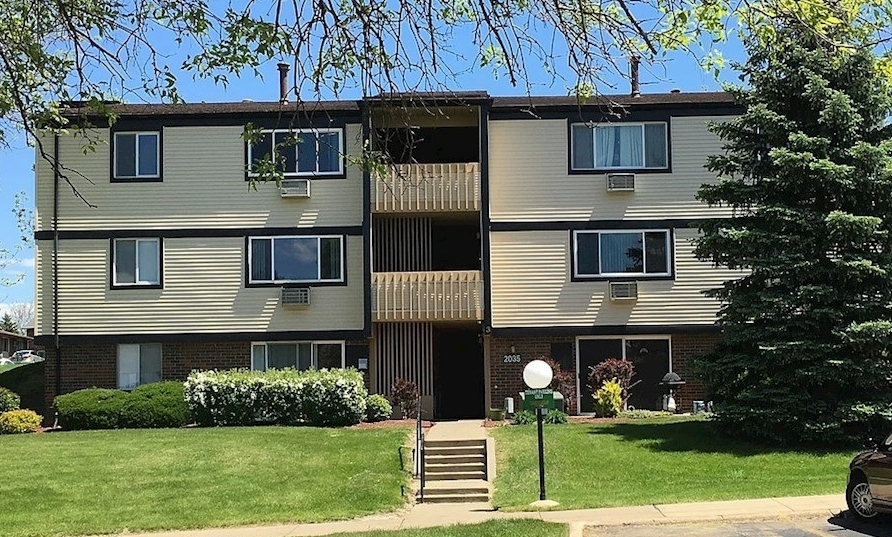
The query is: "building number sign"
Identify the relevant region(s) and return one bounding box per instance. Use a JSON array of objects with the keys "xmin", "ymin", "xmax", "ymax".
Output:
[{"xmin": 503, "ymin": 353, "xmax": 522, "ymax": 364}]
